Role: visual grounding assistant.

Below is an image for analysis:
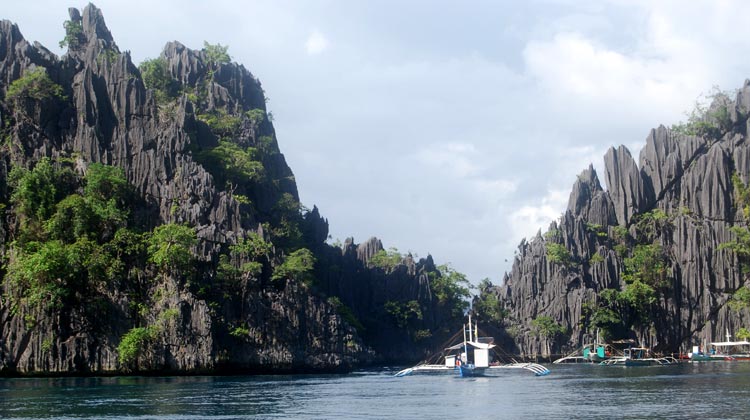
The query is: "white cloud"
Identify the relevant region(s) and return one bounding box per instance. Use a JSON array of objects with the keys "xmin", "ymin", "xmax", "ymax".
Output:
[
  {"xmin": 508, "ymin": 188, "xmax": 569, "ymax": 241},
  {"xmin": 523, "ymin": 32, "xmax": 695, "ymax": 112},
  {"xmin": 305, "ymin": 30, "xmax": 329, "ymax": 55},
  {"xmin": 415, "ymin": 142, "xmax": 481, "ymax": 178}
]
